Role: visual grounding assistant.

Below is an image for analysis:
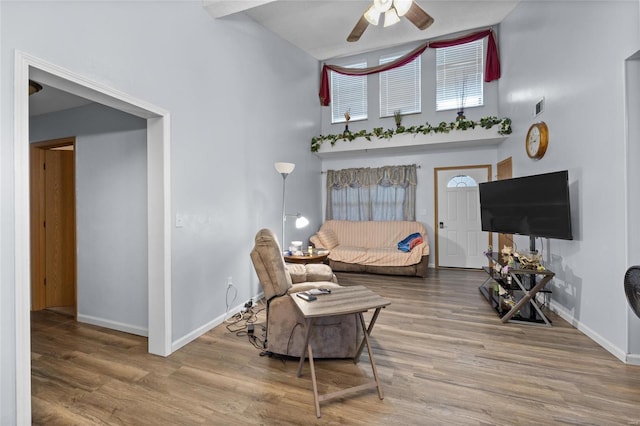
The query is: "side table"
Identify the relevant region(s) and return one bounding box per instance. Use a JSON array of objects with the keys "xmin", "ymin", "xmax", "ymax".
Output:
[
  {"xmin": 283, "ymin": 253, "xmax": 328, "ymax": 264},
  {"xmin": 290, "ymin": 285, "xmax": 391, "ymax": 418}
]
